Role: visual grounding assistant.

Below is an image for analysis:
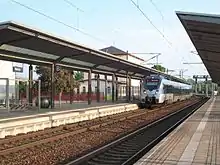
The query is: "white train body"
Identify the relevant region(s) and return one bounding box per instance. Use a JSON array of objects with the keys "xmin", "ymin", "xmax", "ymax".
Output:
[{"xmin": 140, "ymin": 75, "xmax": 192, "ymax": 106}]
